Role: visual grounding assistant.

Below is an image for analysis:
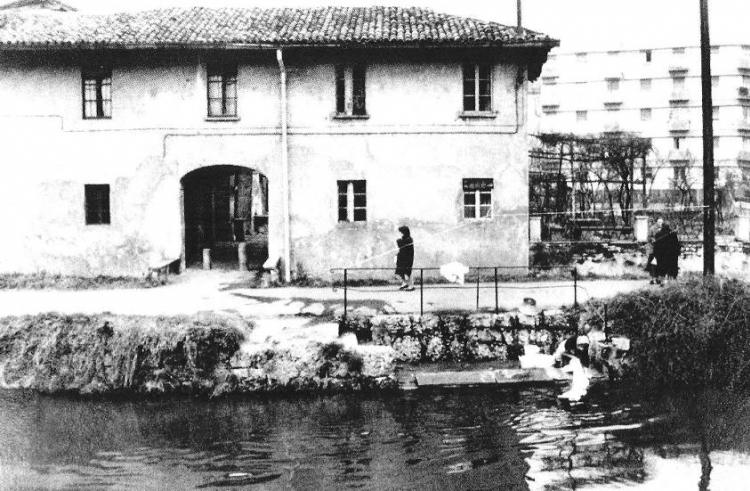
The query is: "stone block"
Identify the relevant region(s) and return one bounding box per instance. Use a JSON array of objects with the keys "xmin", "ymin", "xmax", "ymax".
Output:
[{"xmin": 415, "ymin": 370, "xmax": 497, "ymax": 386}]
